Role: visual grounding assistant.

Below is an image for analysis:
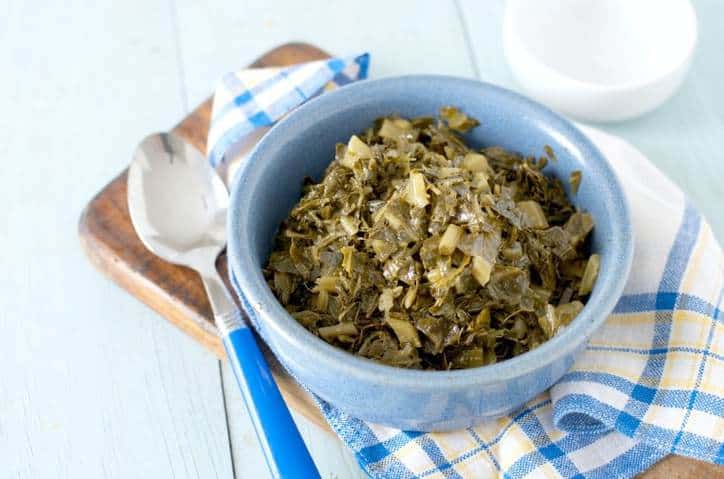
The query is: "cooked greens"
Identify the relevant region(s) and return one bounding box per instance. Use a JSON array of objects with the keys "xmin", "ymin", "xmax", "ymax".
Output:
[{"xmin": 265, "ymin": 107, "xmax": 598, "ymax": 370}]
